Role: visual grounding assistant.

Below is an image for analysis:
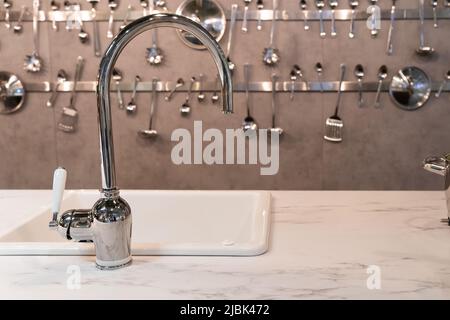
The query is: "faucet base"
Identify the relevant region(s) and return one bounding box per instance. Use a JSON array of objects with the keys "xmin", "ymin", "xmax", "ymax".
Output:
[{"xmin": 96, "ymin": 255, "xmax": 132, "ymax": 270}]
